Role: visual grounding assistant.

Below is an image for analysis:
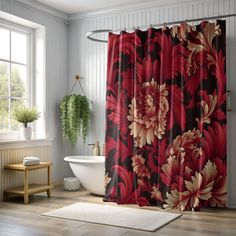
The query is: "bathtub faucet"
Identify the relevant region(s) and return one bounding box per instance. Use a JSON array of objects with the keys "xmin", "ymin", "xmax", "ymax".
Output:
[
  {"xmin": 88, "ymin": 142, "xmax": 100, "ymax": 156},
  {"xmin": 88, "ymin": 143, "xmax": 95, "ymax": 146}
]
